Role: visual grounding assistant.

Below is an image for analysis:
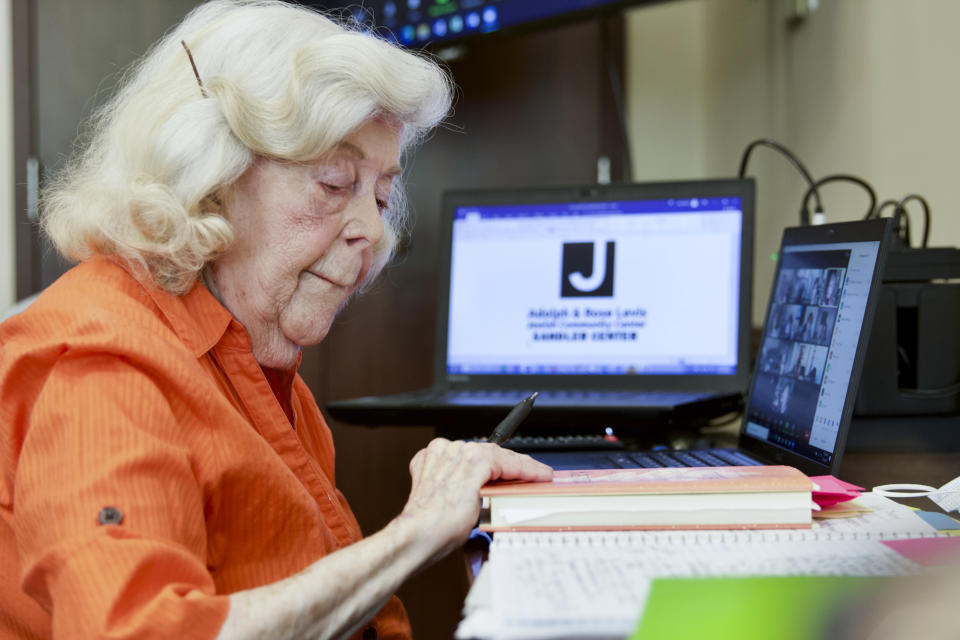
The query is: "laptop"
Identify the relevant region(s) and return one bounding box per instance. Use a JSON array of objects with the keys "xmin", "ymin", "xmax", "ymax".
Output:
[
  {"xmin": 532, "ymin": 217, "xmax": 893, "ymax": 476},
  {"xmin": 326, "ymin": 179, "xmax": 755, "ymax": 431}
]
